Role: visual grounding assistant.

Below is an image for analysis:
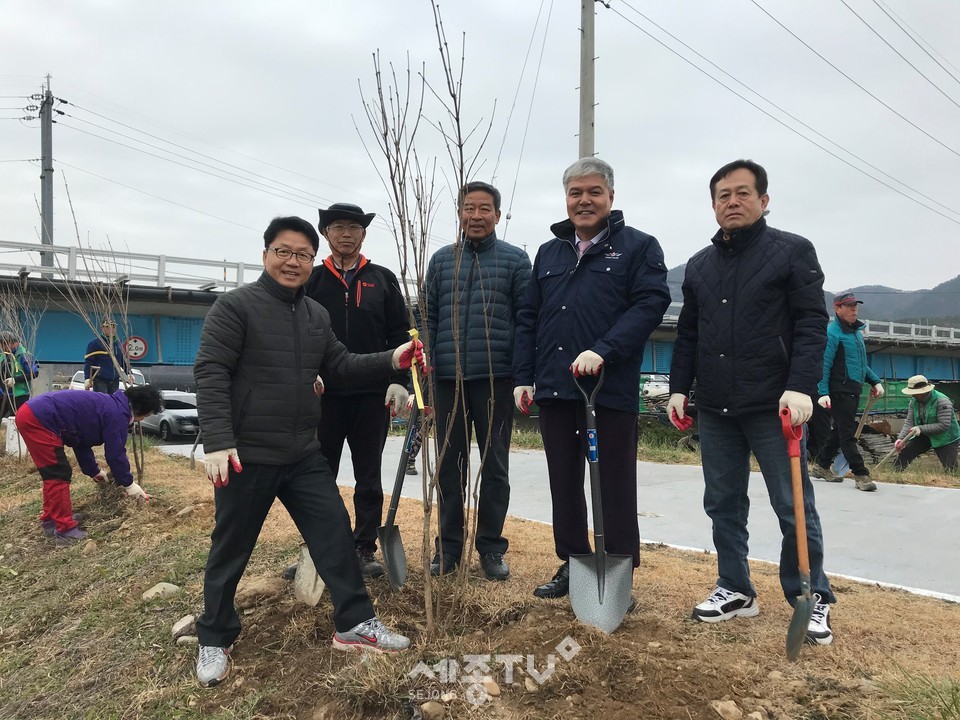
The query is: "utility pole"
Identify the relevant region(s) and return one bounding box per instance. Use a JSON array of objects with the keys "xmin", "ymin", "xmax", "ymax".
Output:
[
  {"xmin": 578, "ymin": 0, "xmax": 596, "ymax": 159},
  {"xmin": 39, "ymin": 74, "xmax": 54, "ymax": 271}
]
